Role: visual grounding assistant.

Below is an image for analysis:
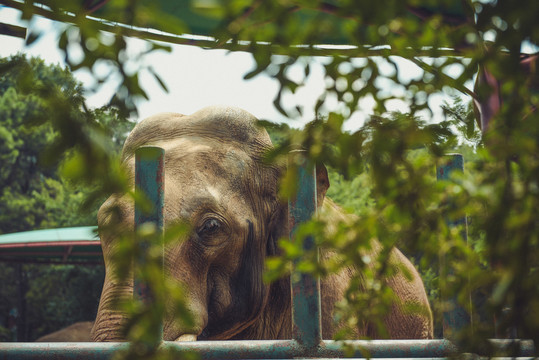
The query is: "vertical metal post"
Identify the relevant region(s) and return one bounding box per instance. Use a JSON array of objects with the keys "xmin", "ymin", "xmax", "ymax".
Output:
[
  {"xmin": 436, "ymin": 153, "xmax": 471, "ymax": 338},
  {"xmin": 15, "ymin": 264, "xmax": 26, "ymax": 341},
  {"xmin": 288, "ymin": 152, "xmax": 322, "ymax": 348},
  {"xmin": 135, "ymin": 146, "xmax": 165, "ymax": 341}
]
